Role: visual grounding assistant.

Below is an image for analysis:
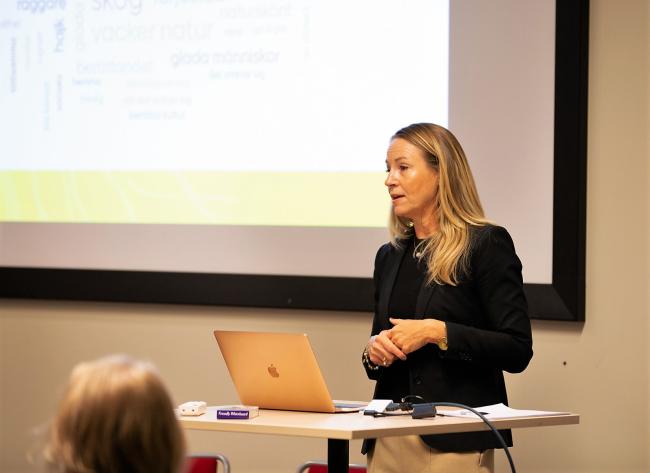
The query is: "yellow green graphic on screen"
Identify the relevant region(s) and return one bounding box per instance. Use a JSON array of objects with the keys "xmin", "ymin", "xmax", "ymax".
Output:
[{"xmin": 0, "ymin": 171, "xmax": 389, "ymax": 227}]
